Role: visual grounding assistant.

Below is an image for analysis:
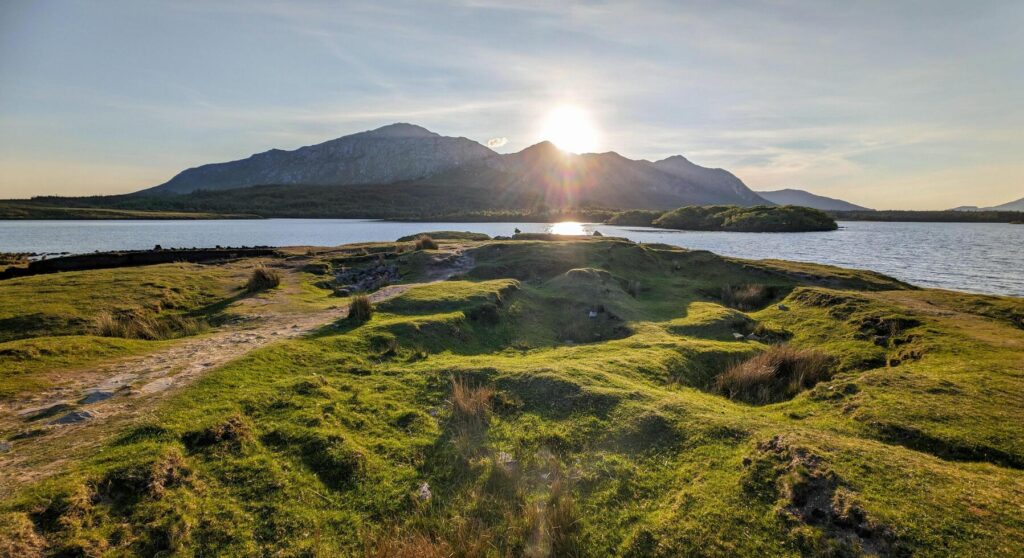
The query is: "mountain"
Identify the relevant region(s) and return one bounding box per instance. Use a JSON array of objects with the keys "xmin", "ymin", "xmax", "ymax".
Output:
[
  {"xmin": 952, "ymin": 197, "xmax": 1024, "ymax": 212},
  {"xmin": 418, "ymin": 141, "xmax": 770, "ymax": 209},
  {"xmin": 757, "ymin": 188, "xmax": 873, "ymax": 211},
  {"xmin": 140, "ymin": 123, "xmax": 771, "ymax": 209},
  {"xmin": 653, "ymin": 156, "xmax": 768, "ymax": 206},
  {"xmin": 144, "ymin": 123, "xmax": 496, "ymax": 194}
]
